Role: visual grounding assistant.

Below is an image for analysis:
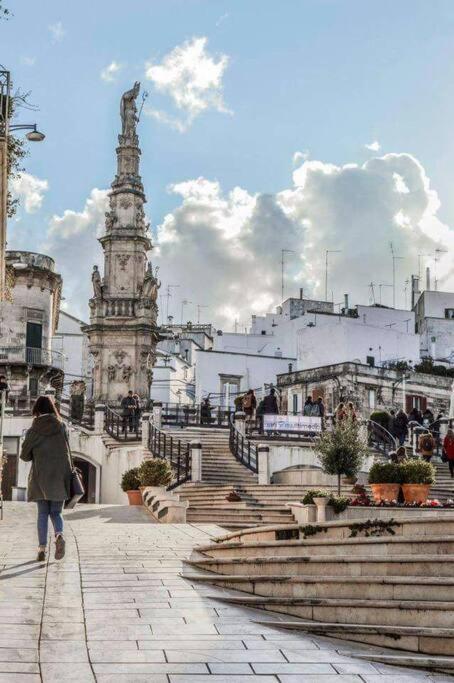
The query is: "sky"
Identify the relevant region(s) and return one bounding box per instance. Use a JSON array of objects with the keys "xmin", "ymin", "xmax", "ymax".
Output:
[{"xmin": 3, "ymin": 0, "xmax": 454, "ymax": 328}]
